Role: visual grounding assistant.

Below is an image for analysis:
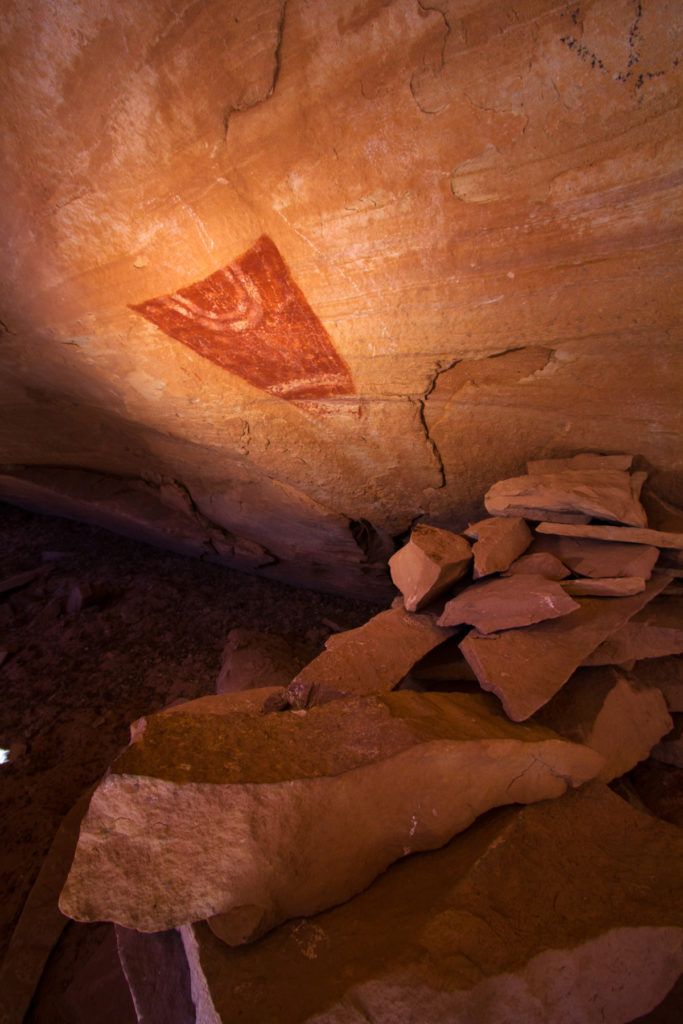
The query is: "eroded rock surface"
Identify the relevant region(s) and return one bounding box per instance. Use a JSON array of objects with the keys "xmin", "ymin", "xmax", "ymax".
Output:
[
  {"xmin": 58, "ymin": 689, "xmax": 602, "ymax": 938},
  {"xmin": 179, "ymin": 784, "xmax": 683, "ymax": 1024}
]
